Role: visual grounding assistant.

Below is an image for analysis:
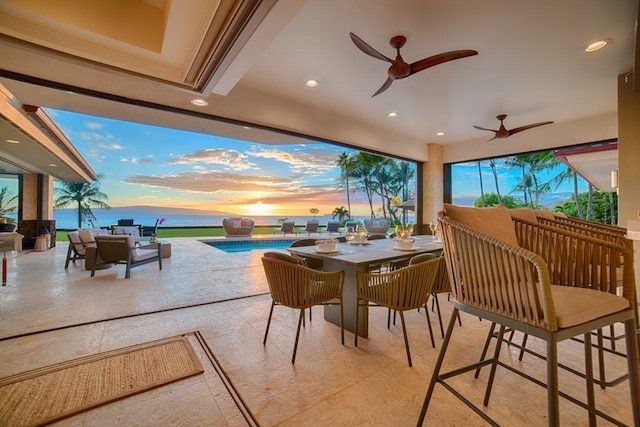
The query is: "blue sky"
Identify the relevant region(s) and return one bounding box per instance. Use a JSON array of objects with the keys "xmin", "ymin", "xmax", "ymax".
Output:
[
  {"xmin": 452, "ymin": 159, "xmax": 589, "ymax": 207},
  {"xmin": 0, "ymin": 108, "xmax": 588, "ymax": 217},
  {"xmin": 43, "ymin": 108, "xmax": 373, "ymax": 217}
]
